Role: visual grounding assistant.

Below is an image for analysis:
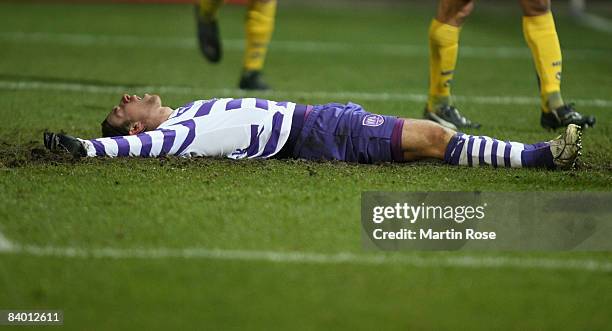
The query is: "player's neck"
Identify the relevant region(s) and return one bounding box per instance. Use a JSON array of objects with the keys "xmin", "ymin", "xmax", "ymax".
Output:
[{"xmin": 147, "ymin": 106, "xmax": 174, "ymax": 130}]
